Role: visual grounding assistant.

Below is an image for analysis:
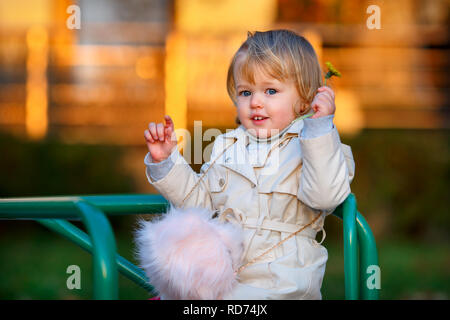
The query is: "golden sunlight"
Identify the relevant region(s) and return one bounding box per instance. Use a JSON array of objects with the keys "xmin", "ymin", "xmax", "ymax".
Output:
[{"xmin": 26, "ymin": 26, "xmax": 48, "ymax": 140}]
